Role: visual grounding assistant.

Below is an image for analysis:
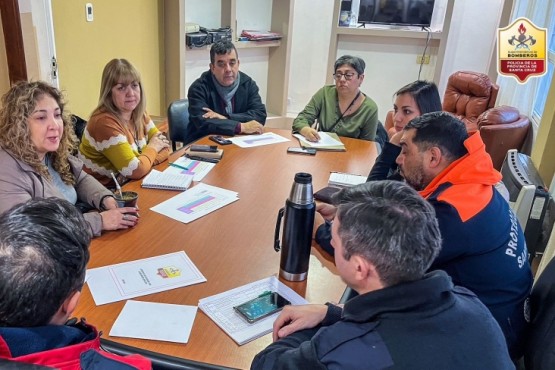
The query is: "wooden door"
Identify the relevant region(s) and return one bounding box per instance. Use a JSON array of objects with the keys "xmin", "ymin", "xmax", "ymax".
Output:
[{"xmin": 0, "ymin": 0, "xmax": 27, "ymax": 85}]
